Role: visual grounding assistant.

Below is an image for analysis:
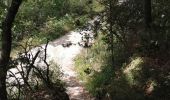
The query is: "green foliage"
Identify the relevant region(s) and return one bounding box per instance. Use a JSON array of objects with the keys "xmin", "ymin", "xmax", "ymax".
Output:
[
  {"xmin": 75, "ymin": 1, "xmax": 170, "ymax": 99},
  {"xmin": 1, "ymin": 0, "xmax": 100, "ymax": 49},
  {"xmin": 69, "ymin": 0, "xmax": 88, "ymax": 15},
  {"xmin": 12, "ymin": 0, "xmax": 71, "ymax": 41},
  {"xmin": 0, "ymin": 1, "xmax": 7, "ymax": 48},
  {"xmin": 150, "ymin": 0, "xmax": 170, "ymax": 55},
  {"xmin": 106, "ymin": 76, "xmax": 145, "ymax": 100},
  {"xmin": 9, "ymin": 0, "xmax": 92, "ymax": 49},
  {"xmin": 75, "ymin": 33, "xmax": 131, "ymax": 99},
  {"xmin": 36, "ymin": 15, "xmax": 75, "ymax": 42}
]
